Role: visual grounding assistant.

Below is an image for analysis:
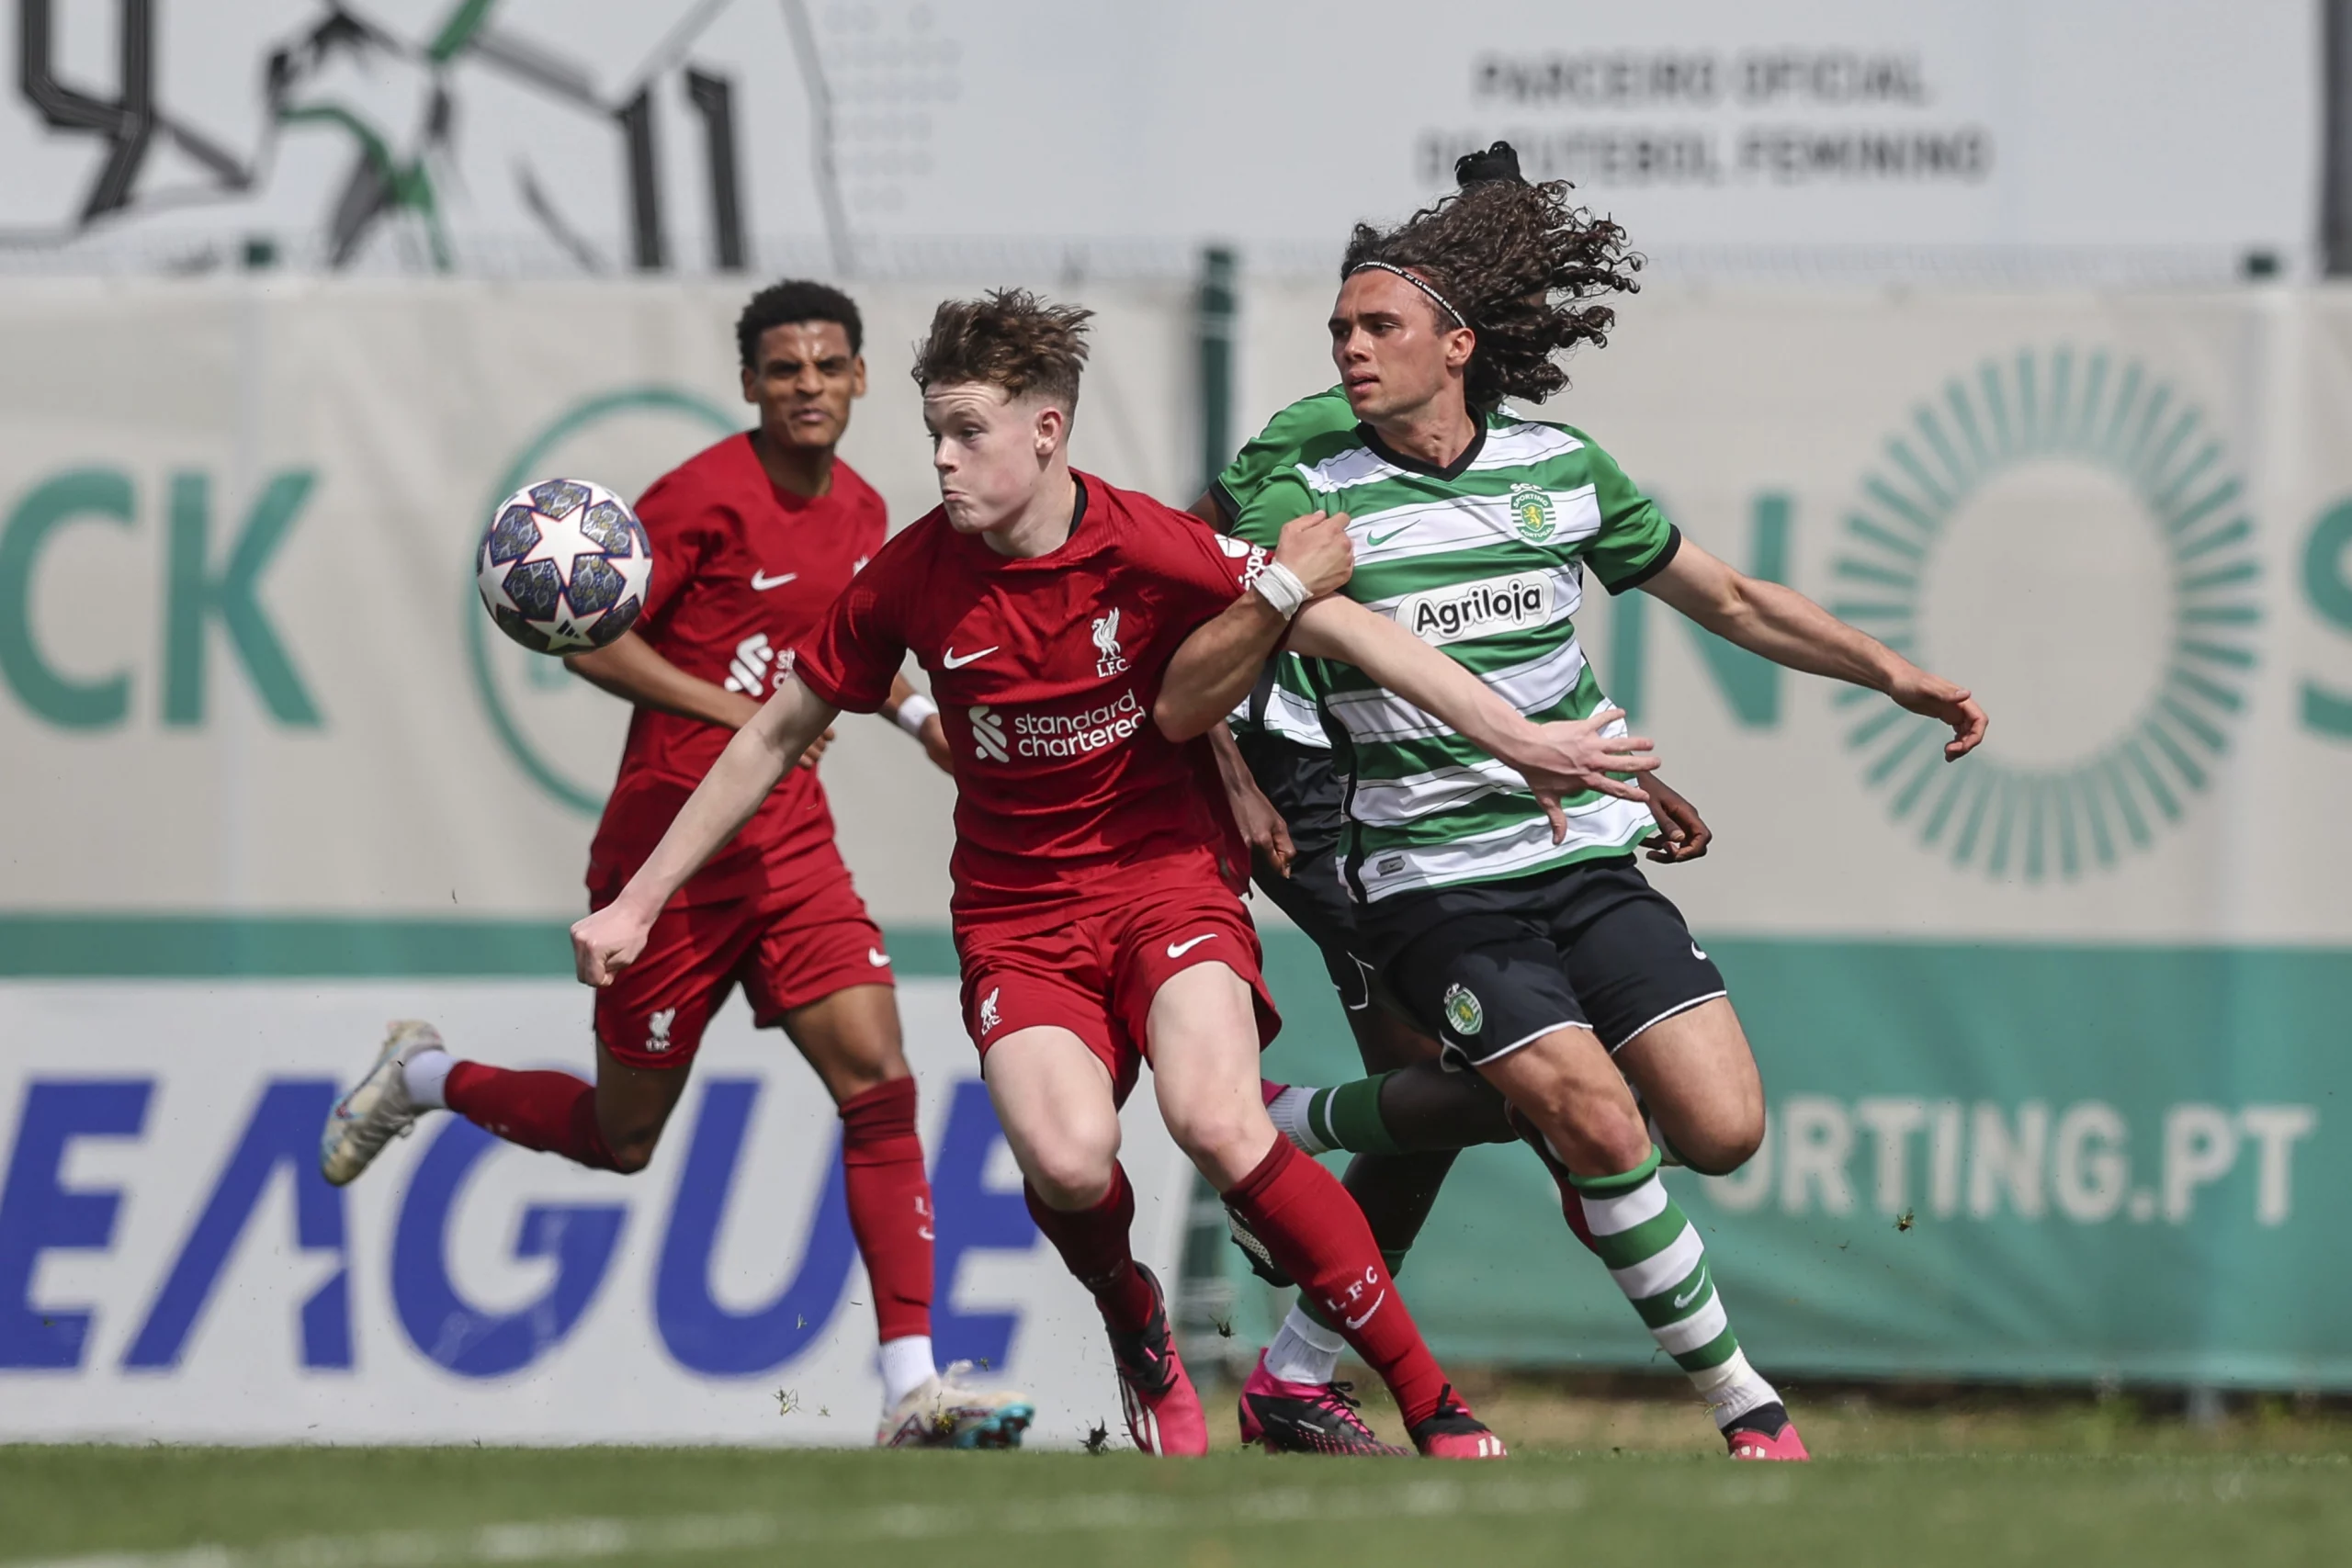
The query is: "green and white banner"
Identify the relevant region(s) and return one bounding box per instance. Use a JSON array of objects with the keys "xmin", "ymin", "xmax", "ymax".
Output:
[{"xmin": 3, "ymin": 279, "xmax": 2349, "ymax": 1400}]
